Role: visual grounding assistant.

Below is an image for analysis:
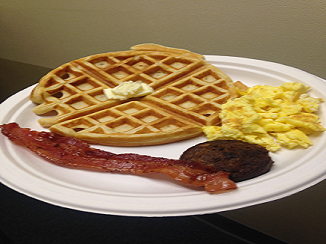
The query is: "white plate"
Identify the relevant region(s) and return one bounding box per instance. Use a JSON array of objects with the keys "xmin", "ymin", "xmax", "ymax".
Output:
[{"xmin": 1, "ymin": 56, "xmax": 326, "ymax": 217}]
